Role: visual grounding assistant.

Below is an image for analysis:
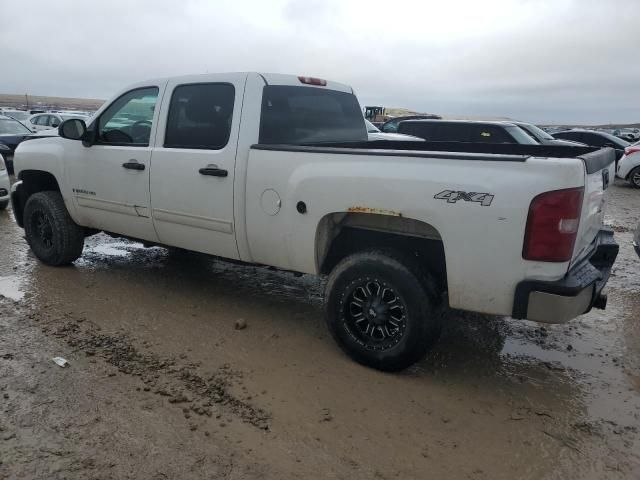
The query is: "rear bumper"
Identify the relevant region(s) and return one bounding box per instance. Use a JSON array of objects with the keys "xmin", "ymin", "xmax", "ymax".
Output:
[{"xmin": 512, "ymin": 229, "xmax": 618, "ymax": 323}]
